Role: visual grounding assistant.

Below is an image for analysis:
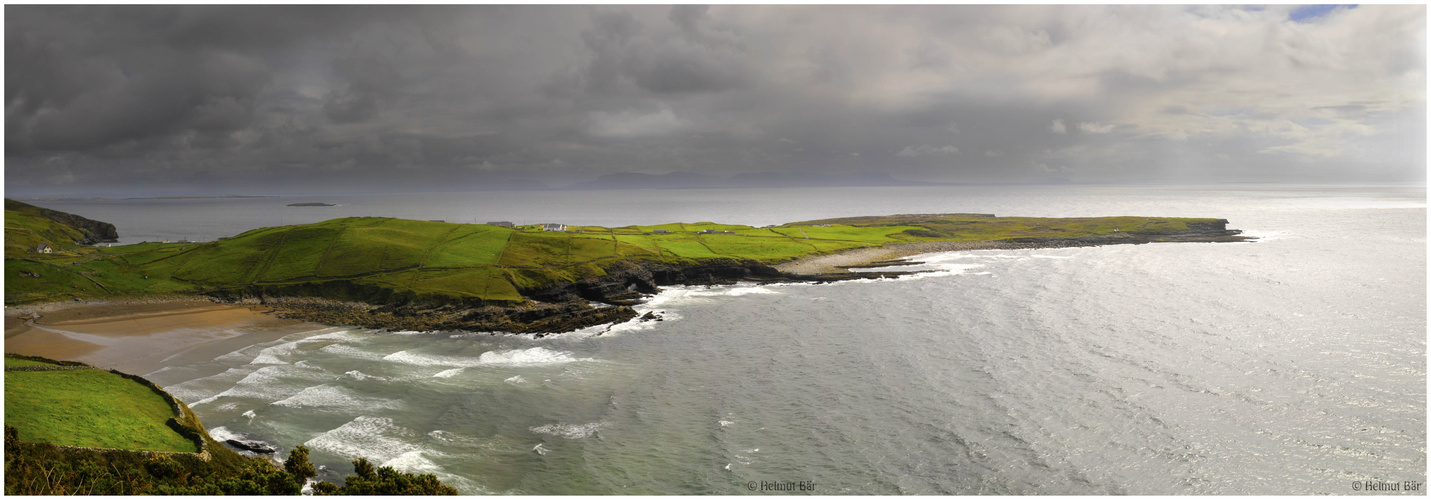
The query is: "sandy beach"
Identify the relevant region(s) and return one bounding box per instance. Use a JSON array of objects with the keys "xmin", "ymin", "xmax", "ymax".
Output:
[{"xmin": 5, "ymin": 298, "xmax": 323, "ymax": 376}]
